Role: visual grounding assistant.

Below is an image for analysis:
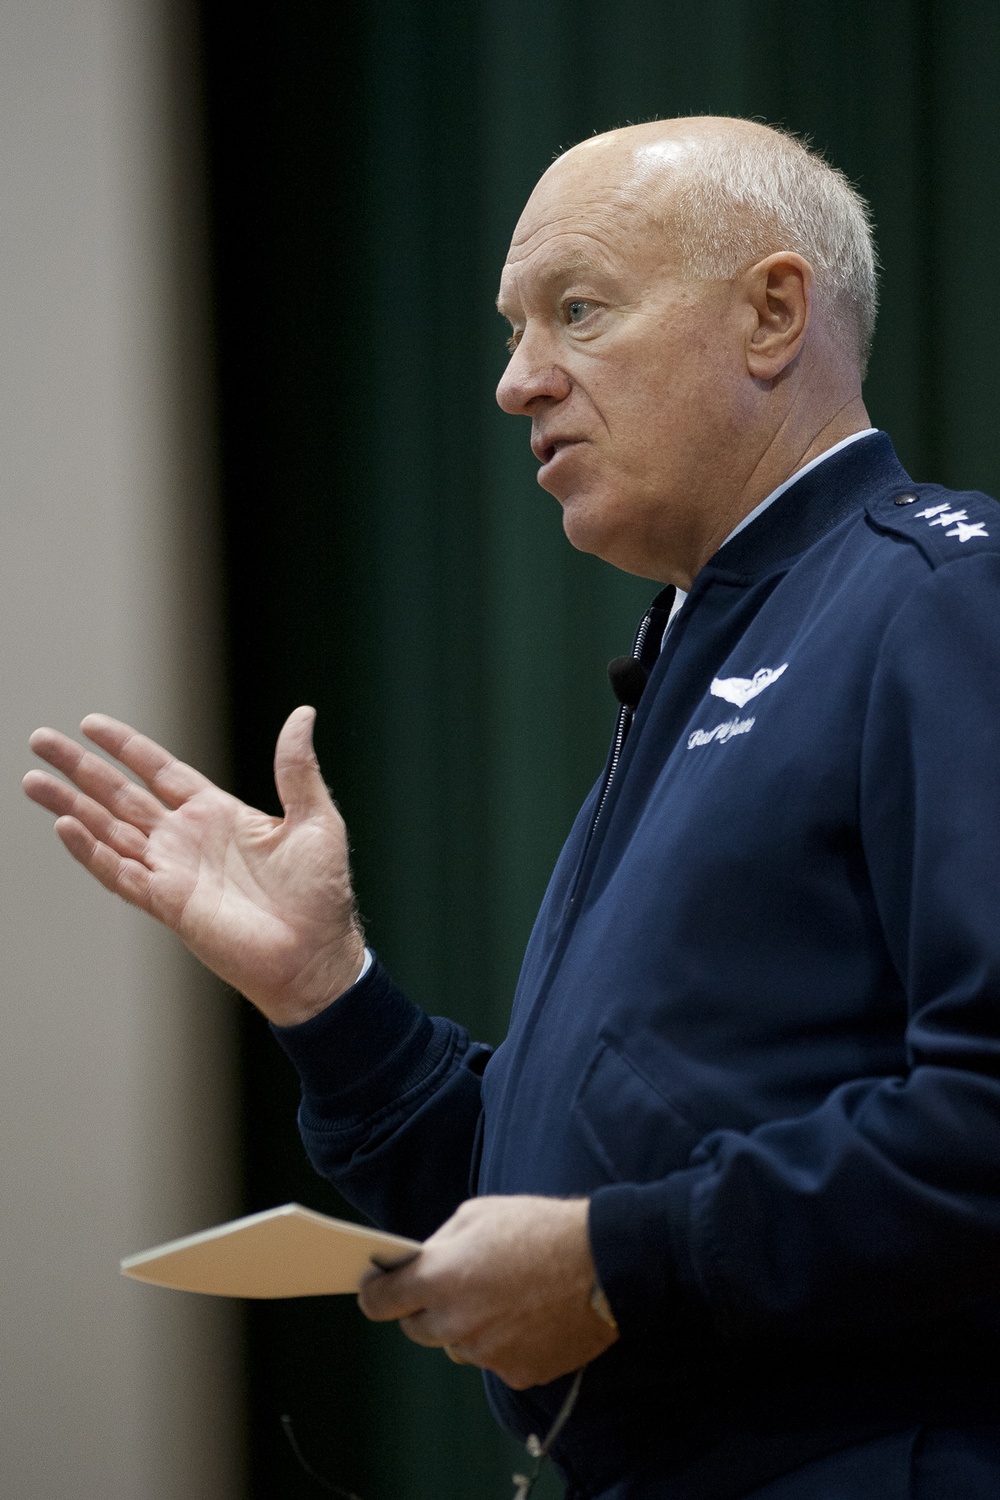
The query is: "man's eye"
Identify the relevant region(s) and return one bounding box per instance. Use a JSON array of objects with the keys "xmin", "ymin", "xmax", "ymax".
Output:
[
  {"xmin": 566, "ymin": 300, "xmax": 593, "ymax": 324},
  {"xmin": 505, "ymin": 329, "xmax": 522, "ymax": 353}
]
